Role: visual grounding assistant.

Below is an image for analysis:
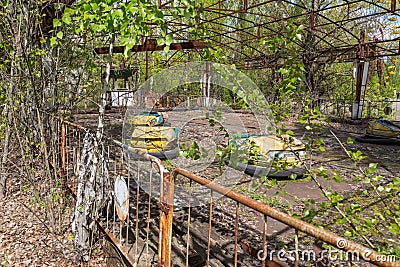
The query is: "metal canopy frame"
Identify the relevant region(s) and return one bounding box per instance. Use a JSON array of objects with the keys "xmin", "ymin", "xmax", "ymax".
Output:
[
  {"xmin": 93, "ymin": 0, "xmax": 400, "ymax": 117},
  {"xmin": 95, "ymin": 0, "xmax": 400, "ymax": 69},
  {"xmin": 154, "ymin": 0, "xmax": 400, "ymax": 68}
]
